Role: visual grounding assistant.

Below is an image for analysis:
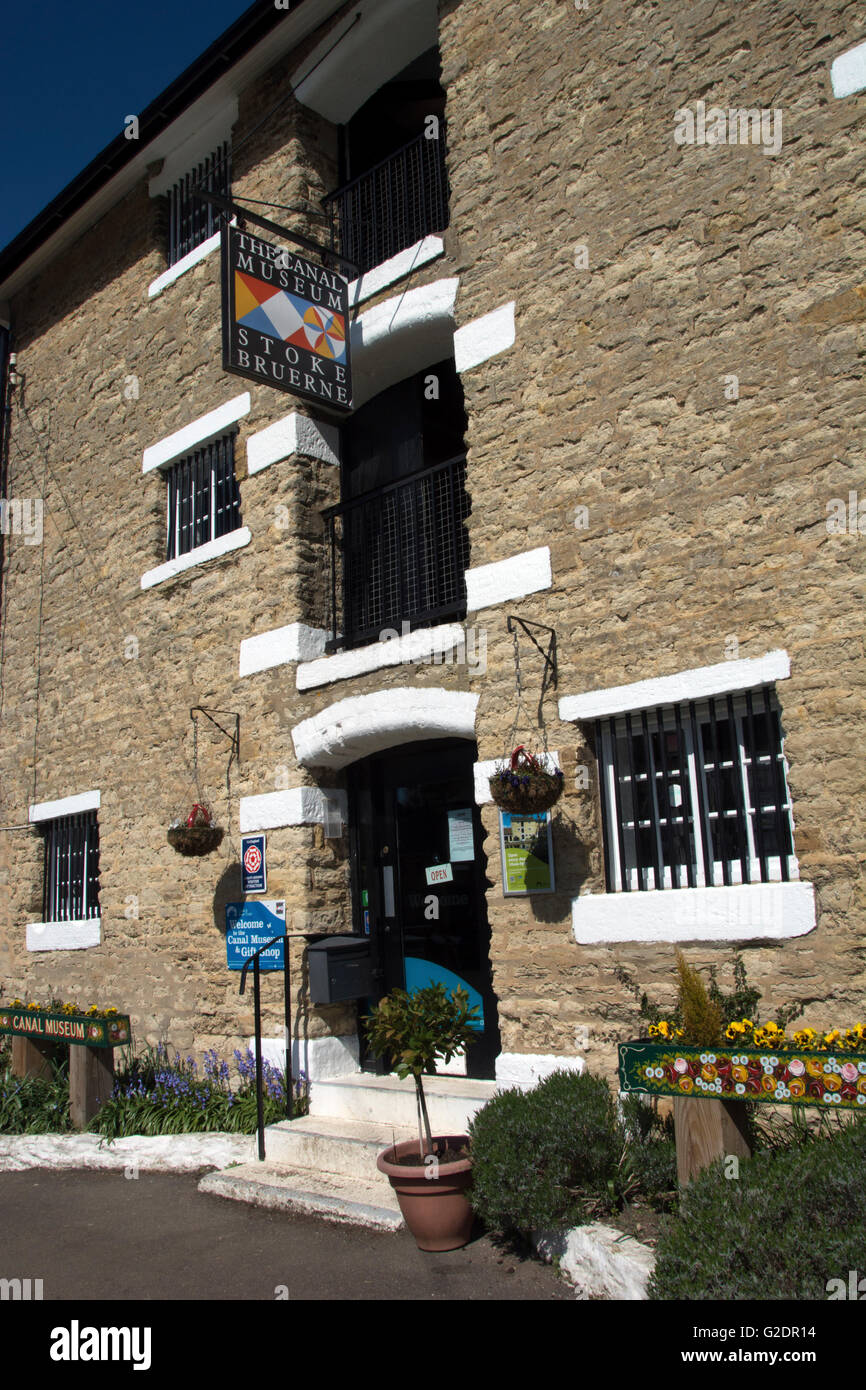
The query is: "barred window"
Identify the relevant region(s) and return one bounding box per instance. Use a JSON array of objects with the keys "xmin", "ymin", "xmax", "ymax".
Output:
[
  {"xmin": 596, "ymin": 686, "xmax": 796, "ymax": 892},
  {"xmin": 166, "ymin": 142, "xmax": 230, "ymax": 266},
  {"xmin": 41, "ymin": 812, "xmax": 100, "ymax": 923},
  {"xmin": 166, "ymin": 432, "xmax": 241, "ymax": 561}
]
